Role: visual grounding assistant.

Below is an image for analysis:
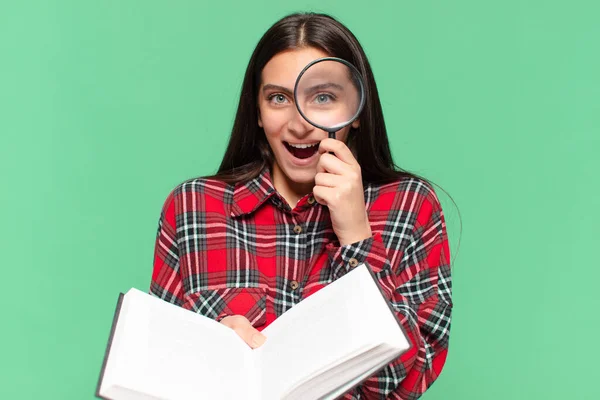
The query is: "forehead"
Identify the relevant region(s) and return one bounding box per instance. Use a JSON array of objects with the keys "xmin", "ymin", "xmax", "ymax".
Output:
[{"xmin": 260, "ymin": 47, "xmax": 330, "ymax": 86}]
